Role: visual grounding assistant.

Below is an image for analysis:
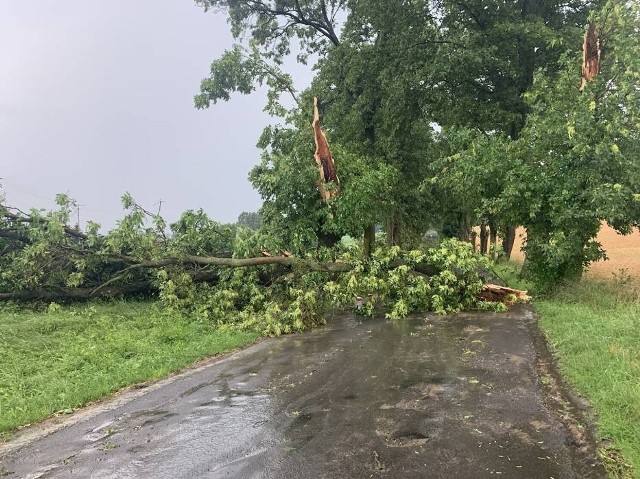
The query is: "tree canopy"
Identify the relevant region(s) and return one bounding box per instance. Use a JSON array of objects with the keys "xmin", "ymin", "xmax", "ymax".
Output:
[
  {"xmin": 193, "ymin": 0, "xmax": 639, "ymax": 286},
  {"xmin": 1, "ymin": 0, "xmax": 639, "ymax": 320}
]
